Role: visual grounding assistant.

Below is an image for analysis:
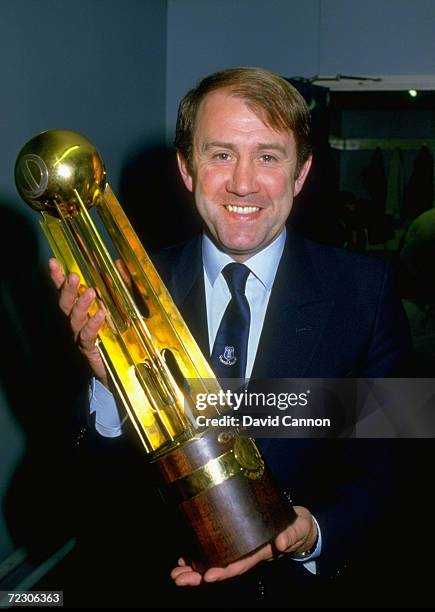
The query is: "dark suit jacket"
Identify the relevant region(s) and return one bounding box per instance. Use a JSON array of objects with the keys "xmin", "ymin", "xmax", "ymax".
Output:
[
  {"xmin": 75, "ymin": 230, "xmax": 411, "ymax": 607},
  {"xmin": 151, "ymin": 230, "xmax": 411, "ymax": 580}
]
